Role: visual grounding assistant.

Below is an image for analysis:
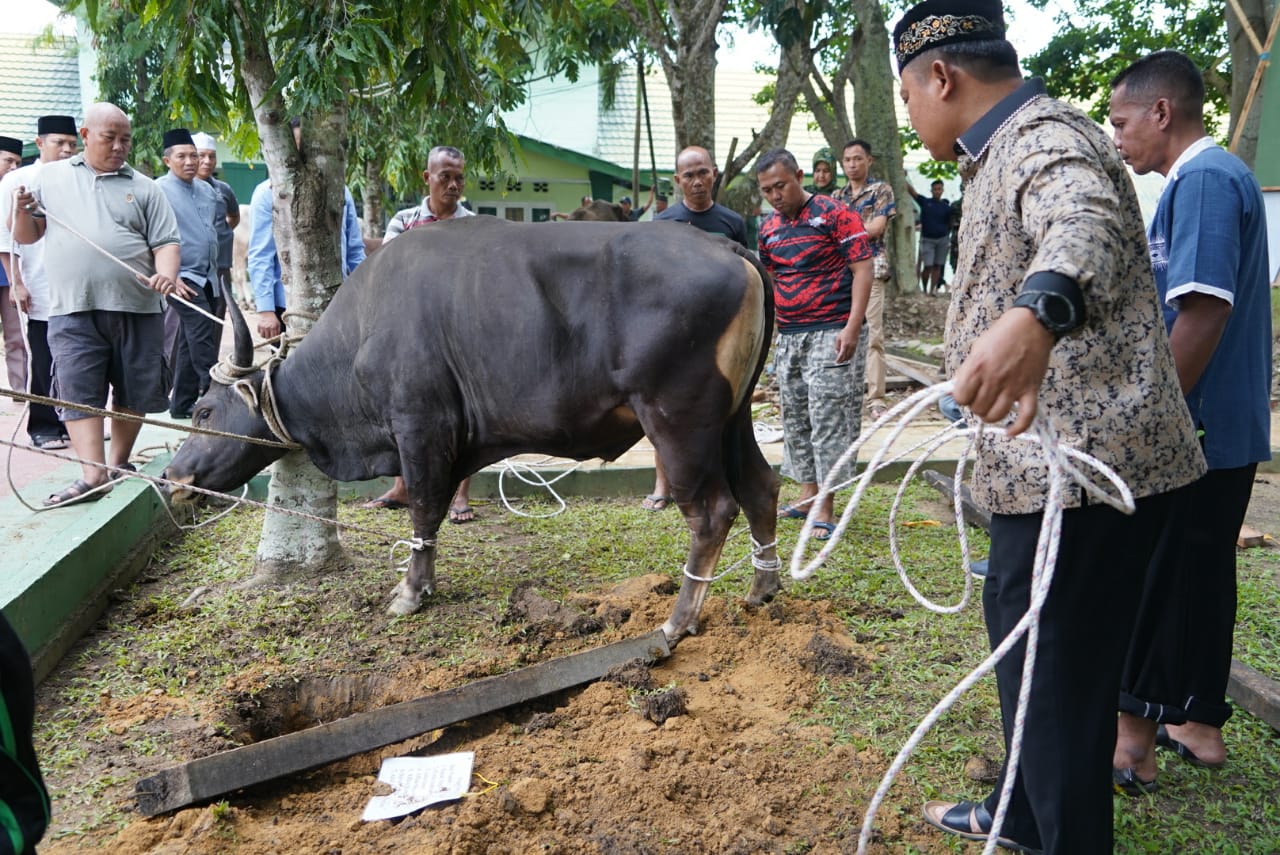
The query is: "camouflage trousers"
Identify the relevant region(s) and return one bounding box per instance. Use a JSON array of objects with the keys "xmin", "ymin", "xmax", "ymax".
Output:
[{"xmin": 775, "ymin": 325, "xmax": 867, "ymax": 486}]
